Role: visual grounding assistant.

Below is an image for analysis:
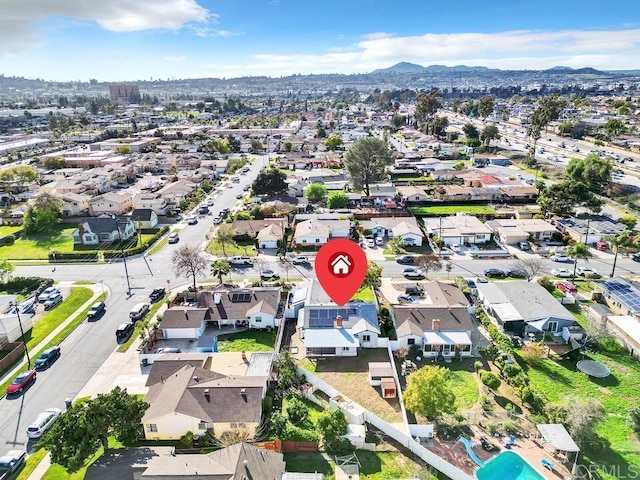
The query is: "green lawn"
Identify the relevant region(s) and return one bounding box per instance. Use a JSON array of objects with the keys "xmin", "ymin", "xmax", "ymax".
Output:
[
  {"xmin": 351, "ymin": 286, "xmax": 375, "ymax": 303},
  {"xmin": 0, "ymin": 225, "xmax": 76, "ymax": 259},
  {"xmin": 517, "ymin": 341, "xmax": 640, "ymax": 479},
  {"xmin": 217, "ymin": 329, "xmax": 276, "ymax": 352},
  {"xmin": 16, "ymin": 448, "xmax": 48, "ymax": 480},
  {"xmin": 448, "ymin": 369, "xmax": 480, "ymax": 411},
  {"xmin": 282, "ymin": 395, "xmax": 324, "ymax": 426},
  {"xmin": 410, "ymin": 205, "xmax": 496, "ymax": 216},
  {"xmin": 206, "ymin": 239, "xmax": 258, "ymax": 257},
  {"xmin": 0, "ymin": 225, "xmax": 22, "ymax": 237},
  {"xmin": 40, "ymin": 437, "xmax": 124, "ymax": 480}
]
